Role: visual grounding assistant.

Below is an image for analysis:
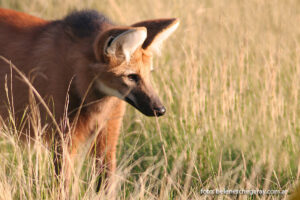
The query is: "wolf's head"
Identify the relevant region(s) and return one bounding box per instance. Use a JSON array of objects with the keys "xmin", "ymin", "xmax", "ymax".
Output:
[{"xmin": 67, "ymin": 14, "xmax": 179, "ymax": 116}]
